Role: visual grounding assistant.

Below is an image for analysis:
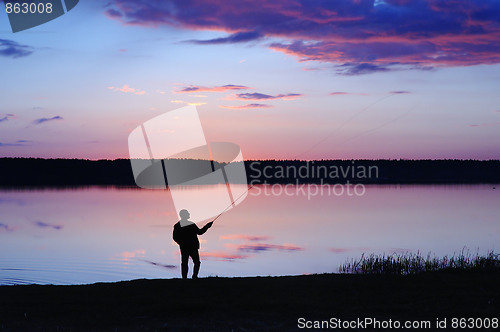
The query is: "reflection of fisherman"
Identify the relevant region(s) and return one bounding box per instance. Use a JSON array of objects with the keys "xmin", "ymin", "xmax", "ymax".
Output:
[{"xmin": 173, "ymin": 209, "xmax": 213, "ymax": 279}]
